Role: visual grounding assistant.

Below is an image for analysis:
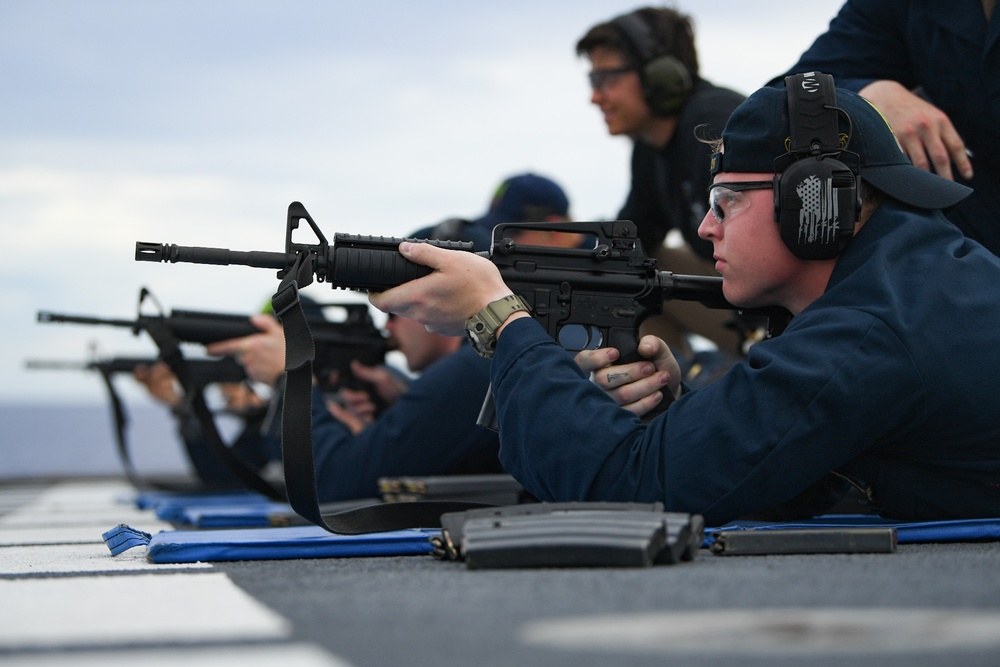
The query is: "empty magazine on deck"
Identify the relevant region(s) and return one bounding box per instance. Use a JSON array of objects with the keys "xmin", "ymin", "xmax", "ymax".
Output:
[
  {"xmin": 704, "ymin": 515, "xmax": 1000, "ymax": 546},
  {"xmin": 710, "ymin": 527, "xmax": 898, "ymax": 555},
  {"xmin": 378, "ymin": 473, "xmax": 527, "ymax": 505}
]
